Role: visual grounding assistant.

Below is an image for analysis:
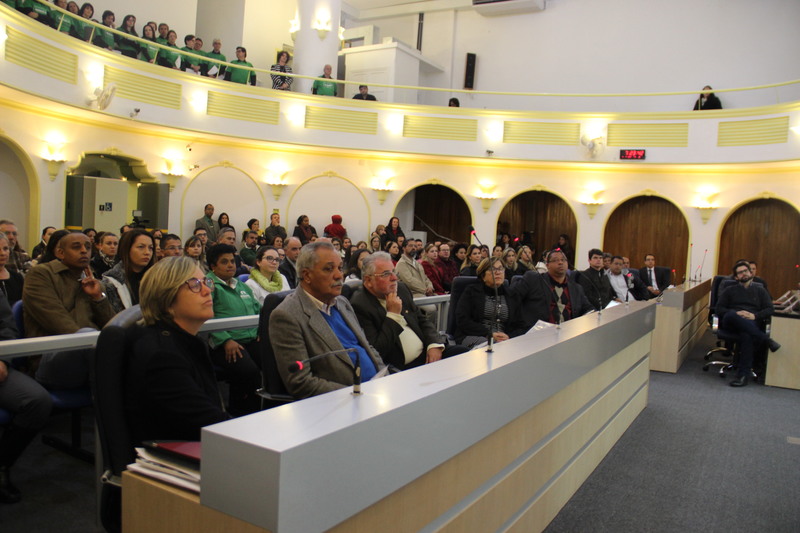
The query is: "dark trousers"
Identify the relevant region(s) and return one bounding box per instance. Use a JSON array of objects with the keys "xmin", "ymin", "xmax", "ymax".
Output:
[
  {"xmin": 210, "ymin": 339, "xmax": 262, "ymax": 416},
  {"xmin": 721, "ymin": 311, "xmax": 769, "ymax": 378}
]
